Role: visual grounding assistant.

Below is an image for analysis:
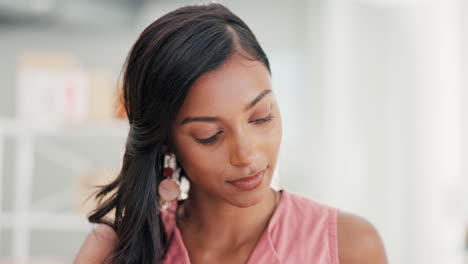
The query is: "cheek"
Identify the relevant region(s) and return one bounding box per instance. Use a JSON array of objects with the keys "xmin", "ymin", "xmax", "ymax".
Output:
[
  {"xmin": 263, "ymin": 113, "xmax": 282, "ymax": 151},
  {"xmin": 260, "ymin": 115, "xmax": 282, "ymax": 171},
  {"xmin": 266, "ymin": 103, "xmax": 282, "ymax": 144},
  {"xmin": 266, "ymin": 117, "xmax": 282, "ymax": 179},
  {"xmin": 171, "ymin": 134, "xmax": 226, "ymax": 183}
]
